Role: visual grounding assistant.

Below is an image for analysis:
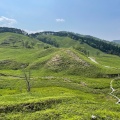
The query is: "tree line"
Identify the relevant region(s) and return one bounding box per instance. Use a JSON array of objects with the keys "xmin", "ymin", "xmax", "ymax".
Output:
[
  {"xmin": 0, "ymin": 27, "xmax": 28, "ymax": 35},
  {"xmin": 31, "ymin": 31, "xmax": 120, "ymax": 56}
]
